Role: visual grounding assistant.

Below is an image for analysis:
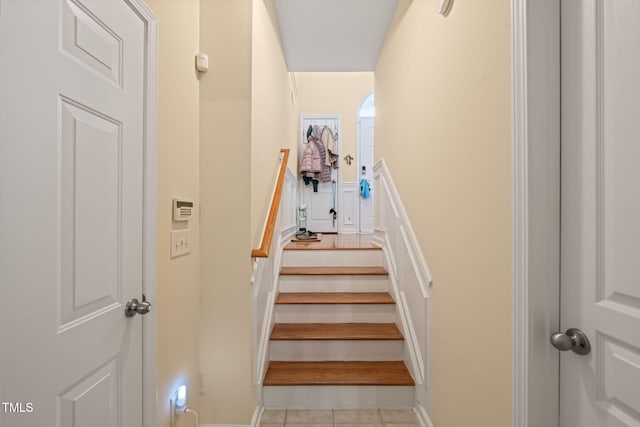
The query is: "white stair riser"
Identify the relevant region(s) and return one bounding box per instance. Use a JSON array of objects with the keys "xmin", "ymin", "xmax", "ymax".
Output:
[
  {"xmin": 270, "ymin": 340, "xmax": 404, "ymax": 361},
  {"xmin": 274, "ymin": 304, "xmax": 396, "ymax": 323},
  {"xmin": 283, "ymin": 250, "xmax": 383, "ymax": 267},
  {"xmin": 262, "ymin": 385, "xmax": 415, "ymax": 409},
  {"xmin": 279, "ymin": 275, "xmax": 389, "ymax": 293}
]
